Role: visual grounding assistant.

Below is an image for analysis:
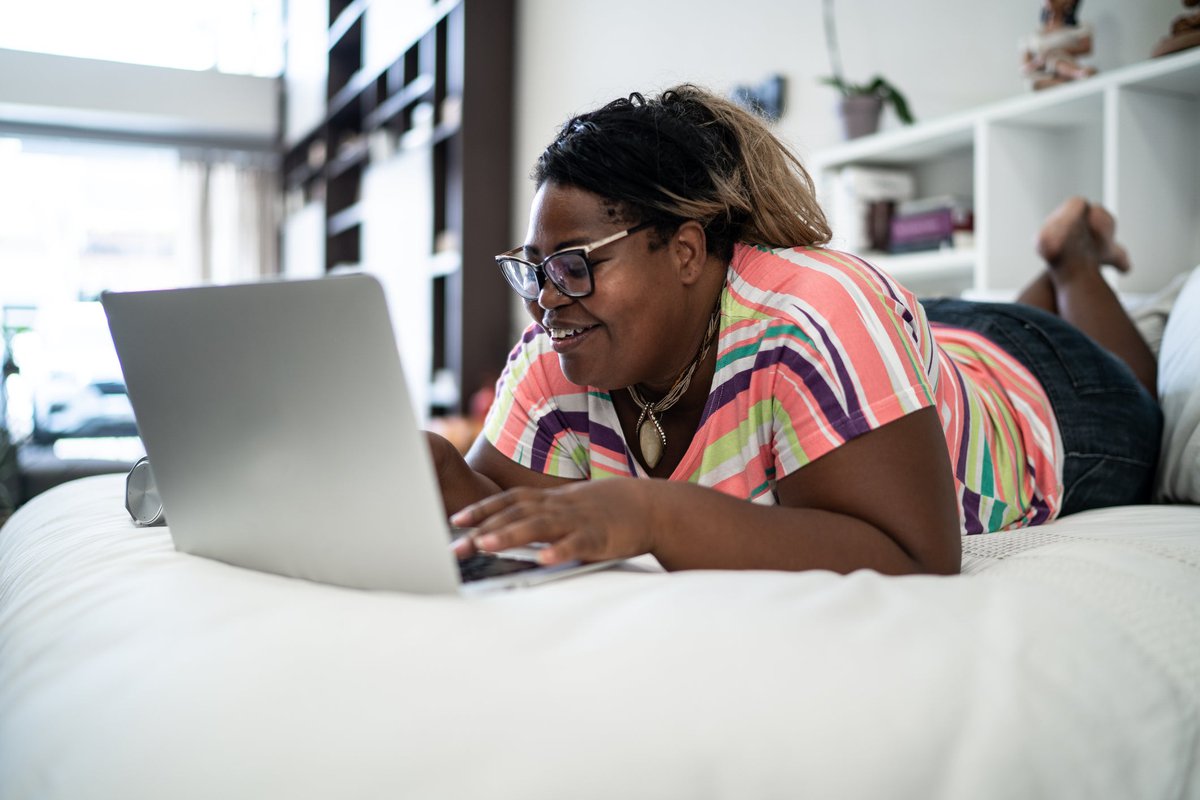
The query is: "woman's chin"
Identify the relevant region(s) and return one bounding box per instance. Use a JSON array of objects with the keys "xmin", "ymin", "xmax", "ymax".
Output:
[
  {"xmin": 557, "ymin": 356, "xmax": 618, "ymax": 390},
  {"xmin": 558, "ymin": 357, "xmax": 596, "ymax": 387}
]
